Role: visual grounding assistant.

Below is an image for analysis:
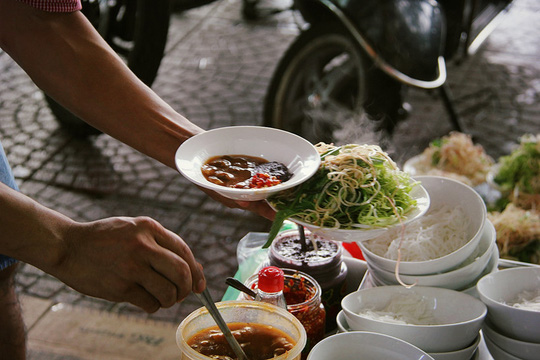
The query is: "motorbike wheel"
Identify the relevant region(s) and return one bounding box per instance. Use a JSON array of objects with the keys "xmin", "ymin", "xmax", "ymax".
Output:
[
  {"xmin": 264, "ymin": 23, "xmax": 402, "ymax": 144},
  {"xmin": 44, "ymin": 0, "xmax": 171, "ymax": 137}
]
